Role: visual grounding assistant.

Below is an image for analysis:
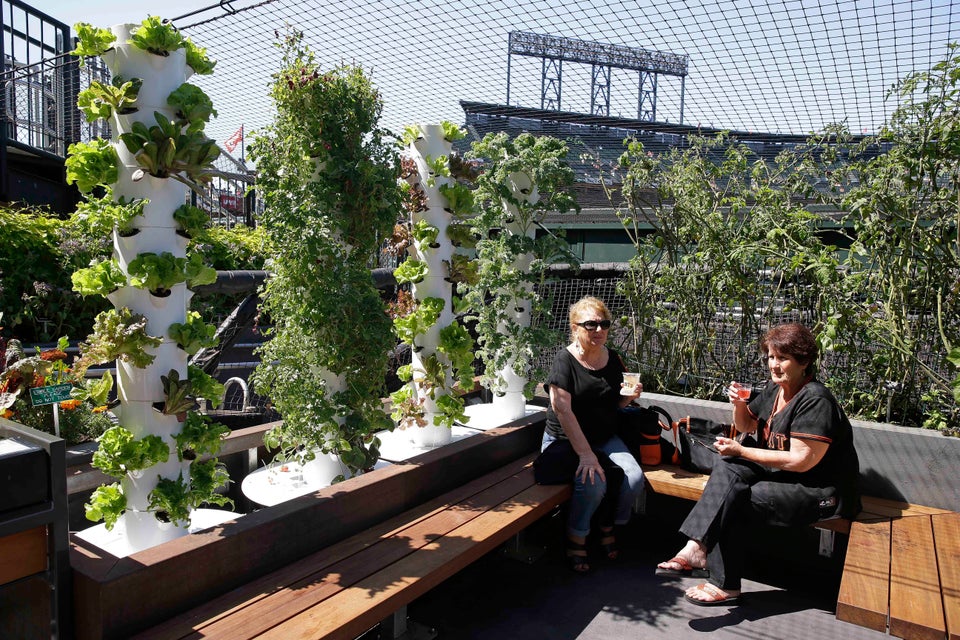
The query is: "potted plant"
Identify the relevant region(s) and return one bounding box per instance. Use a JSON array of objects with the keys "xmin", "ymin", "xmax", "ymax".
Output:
[
  {"xmin": 389, "ymin": 121, "xmax": 477, "ymax": 447},
  {"xmin": 250, "ymin": 30, "xmax": 400, "ymax": 482},
  {"xmin": 463, "ymin": 132, "xmax": 579, "ymax": 421},
  {"xmin": 68, "ymin": 17, "xmax": 231, "ymax": 553}
]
